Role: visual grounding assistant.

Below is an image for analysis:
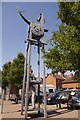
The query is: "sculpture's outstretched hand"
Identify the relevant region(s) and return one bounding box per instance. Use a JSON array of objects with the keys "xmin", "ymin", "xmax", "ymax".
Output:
[
  {"xmin": 17, "ymin": 6, "xmax": 24, "ymax": 14},
  {"xmin": 17, "ymin": 6, "xmax": 31, "ymax": 25}
]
